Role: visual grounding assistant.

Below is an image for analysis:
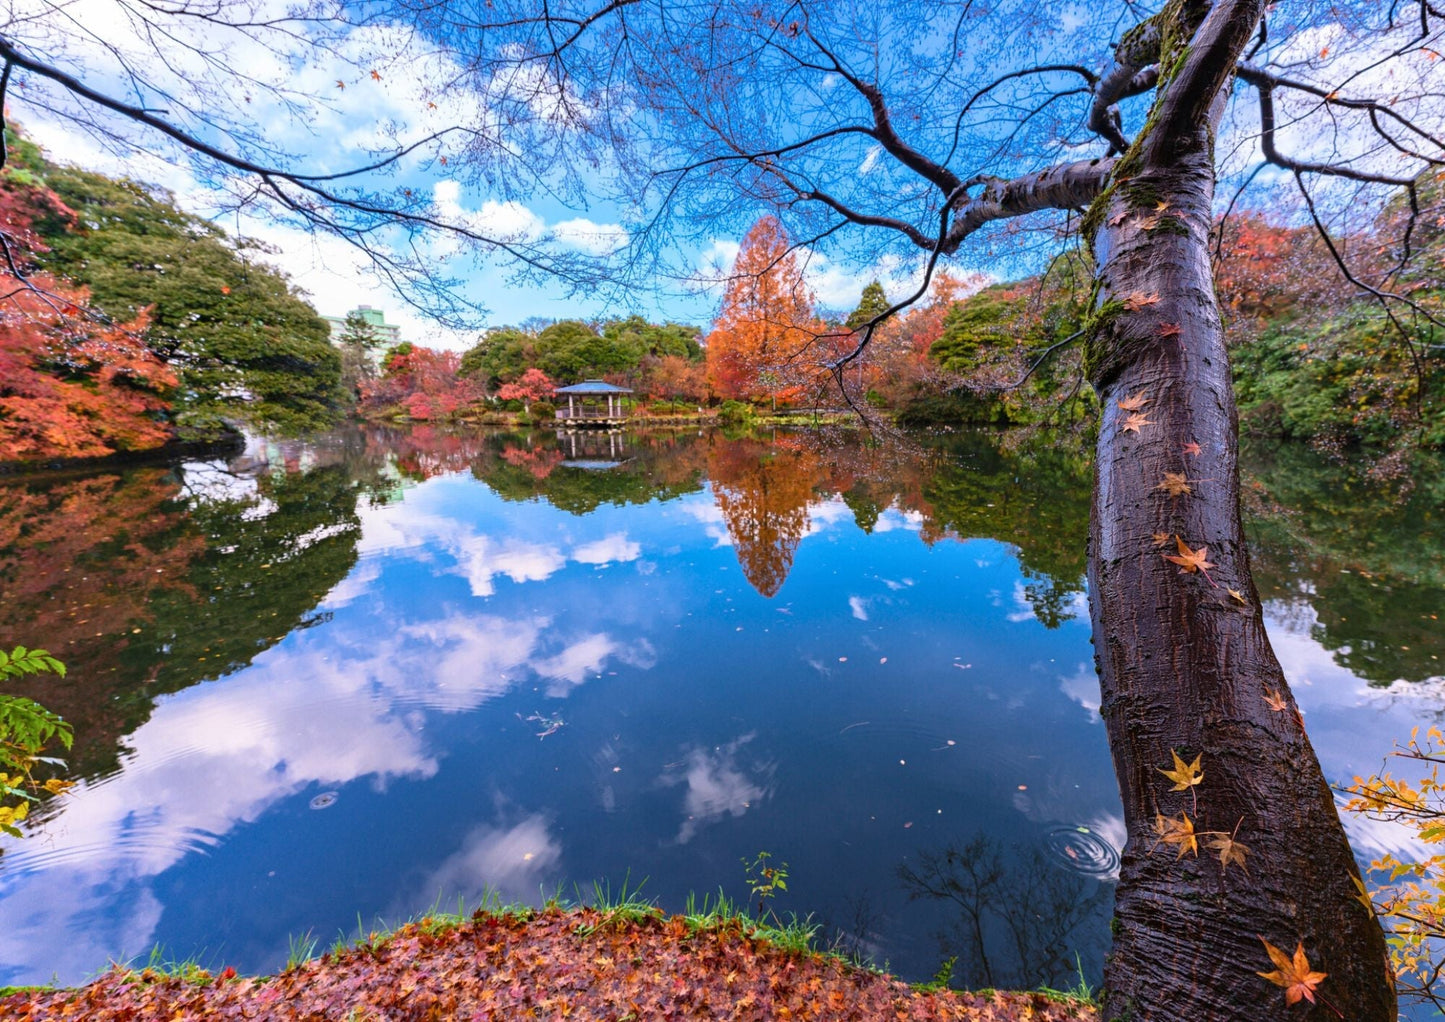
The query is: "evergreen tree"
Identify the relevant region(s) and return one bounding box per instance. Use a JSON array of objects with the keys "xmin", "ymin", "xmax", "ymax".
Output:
[{"xmin": 845, "ymin": 280, "xmax": 889, "ymax": 330}]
